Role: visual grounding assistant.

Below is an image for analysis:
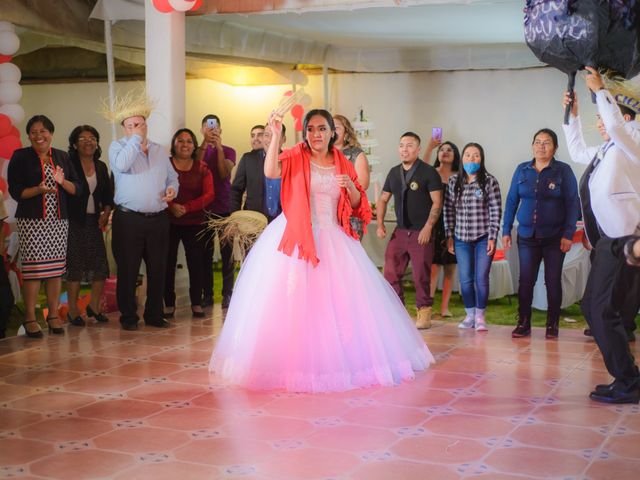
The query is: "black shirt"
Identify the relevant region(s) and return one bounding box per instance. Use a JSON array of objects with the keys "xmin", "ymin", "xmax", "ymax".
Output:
[{"xmin": 383, "ymin": 160, "xmax": 443, "ymax": 230}]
